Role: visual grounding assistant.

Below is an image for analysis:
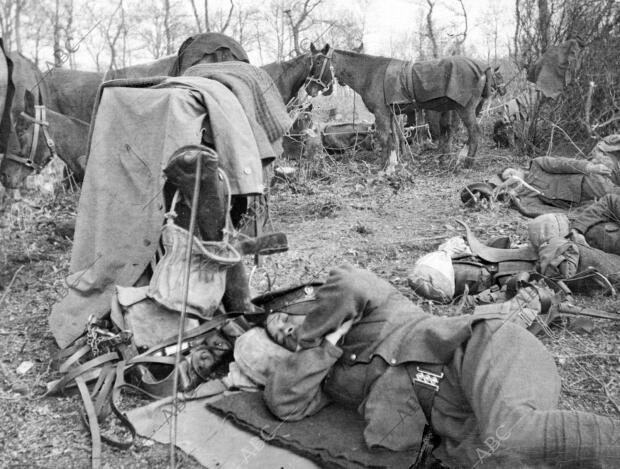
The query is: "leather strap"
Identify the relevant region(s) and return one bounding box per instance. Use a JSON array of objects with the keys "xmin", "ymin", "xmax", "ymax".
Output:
[
  {"xmin": 457, "ymin": 219, "xmax": 538, "ymax": 262},
  {"xmin": 75, "ymin": 375, "xmax": 102, "ymax": 469},
  {"xmin": 46, "ymin": 352, "xmax": 119, "ymax": 396},
  {"xmin": 58, "ymin": 344, "xmax": 91, "ymax": 373},
  {"xmin": 132, "ymin": 314, "xmax": 230, "ymax": 358}
]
